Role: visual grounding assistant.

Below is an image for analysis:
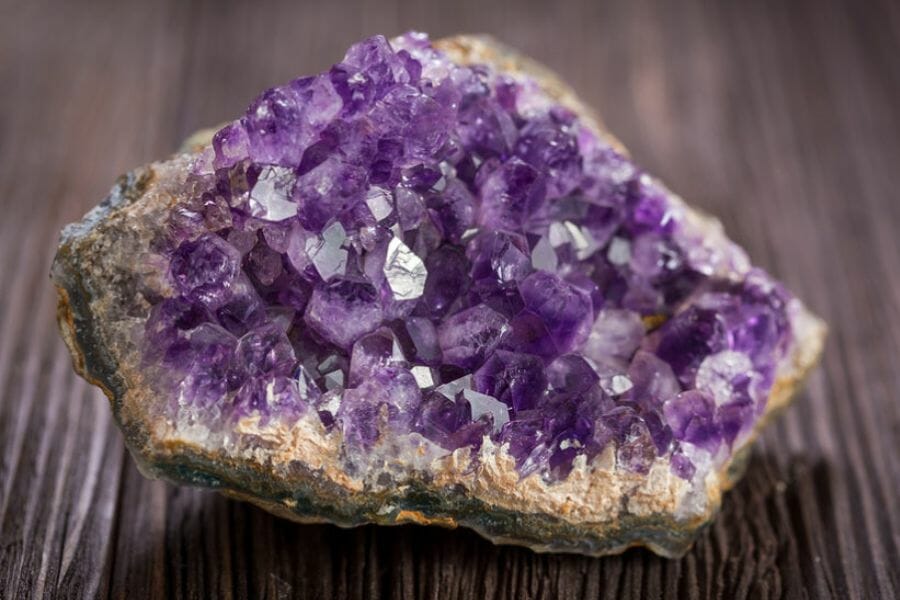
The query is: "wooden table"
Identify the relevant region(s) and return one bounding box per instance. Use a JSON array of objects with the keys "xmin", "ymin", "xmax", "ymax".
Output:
[{"xmin": 2, "ymin": 0, "xmax": 898, "ymax": 597}]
